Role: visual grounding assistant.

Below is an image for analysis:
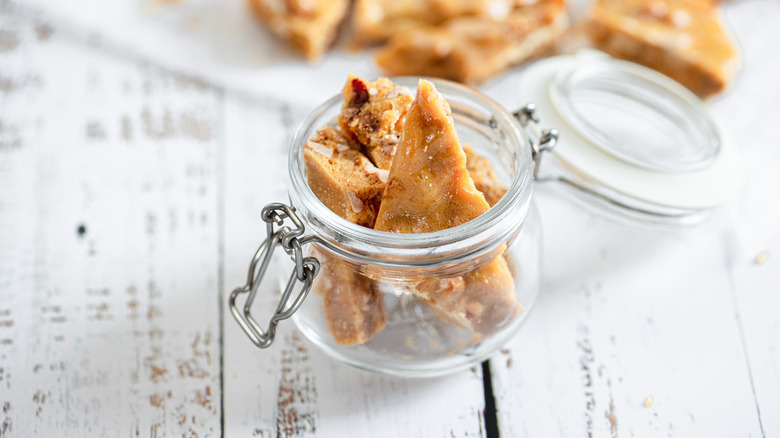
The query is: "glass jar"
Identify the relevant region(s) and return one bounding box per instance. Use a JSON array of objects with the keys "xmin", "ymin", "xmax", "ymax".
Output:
[
  {"xmin": 230, "ymin": 78, "xmax": 553, "ymax": 377},
  {"xmin": 229, "ymin": 53, "xmax": 742, "ymax": 377}
]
